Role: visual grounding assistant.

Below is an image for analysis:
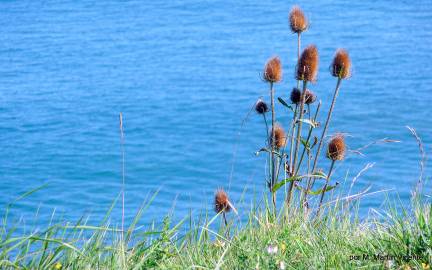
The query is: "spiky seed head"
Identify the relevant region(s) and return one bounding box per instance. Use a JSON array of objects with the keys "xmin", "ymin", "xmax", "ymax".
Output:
[
  {"xmin": 304, "ymin": 89, "xmax": 316, "ymax": 104},
  {"xmin": 296, "ymin": 45, "xmax": 319, "ymax": 82},
  {"xmin": 215, "ymin": 189, "xmax": 231, "ymax": 213},
  {"xmin": 289, "ymin": 6, "xmax": 308, "ymax": 33},
  {"xmin": 263, "ymin": 57, "xmax": 282, "ymax": 83},
  {"xmin": 255, "ymin": 99, "xmax": 269, "ymax": 114},
  {"xmin": 271, "ymin": 124, "xmax": 286, "ymax": 149},
  {"xmin": 290, "ymin": 88, "xmax": 316, "ymax": 105},
  {"xmin": 331, "ymin": 49, "xmax": 351, "ymax": 79},
  {"xmin": 290, "ymin": 87, "xmax": 301, "ymax": 104},
  {"xmin": 327, "ymin": 135, "xmax": 346, "ymax": 161}
]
